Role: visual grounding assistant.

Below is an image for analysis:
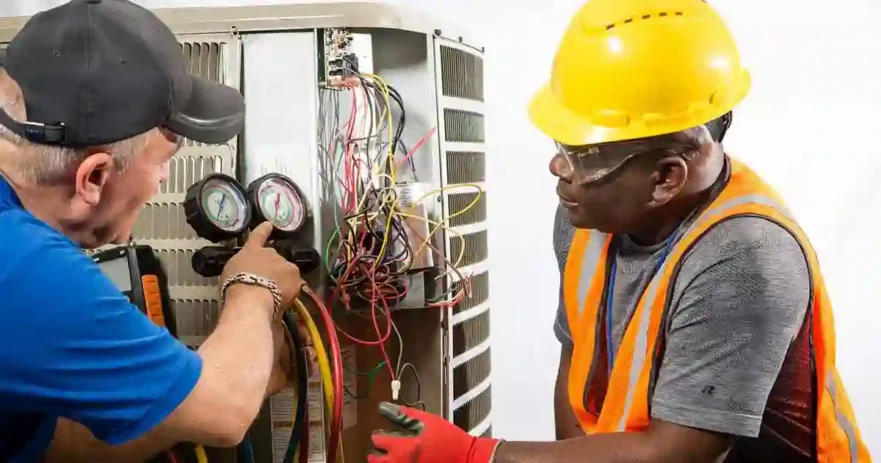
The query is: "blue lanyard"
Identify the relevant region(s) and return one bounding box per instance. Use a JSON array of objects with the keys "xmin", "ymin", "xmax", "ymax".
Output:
[{"xmin": 605, "ymin": 233, "xmax": 677, "ymax": 372}]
